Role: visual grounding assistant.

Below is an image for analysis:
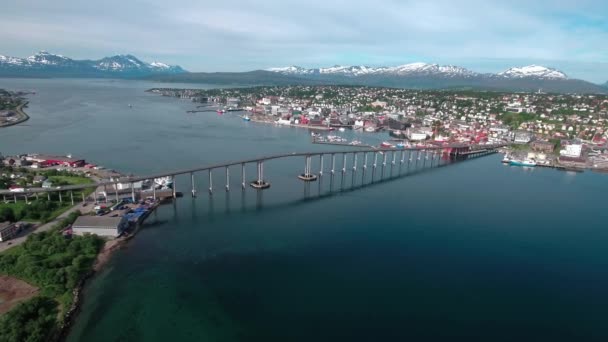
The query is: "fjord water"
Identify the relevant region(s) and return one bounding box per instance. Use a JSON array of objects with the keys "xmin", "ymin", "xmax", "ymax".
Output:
[{"xmin": 1, "ymin": 79, "xmax": 608, "ymax": 341}]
